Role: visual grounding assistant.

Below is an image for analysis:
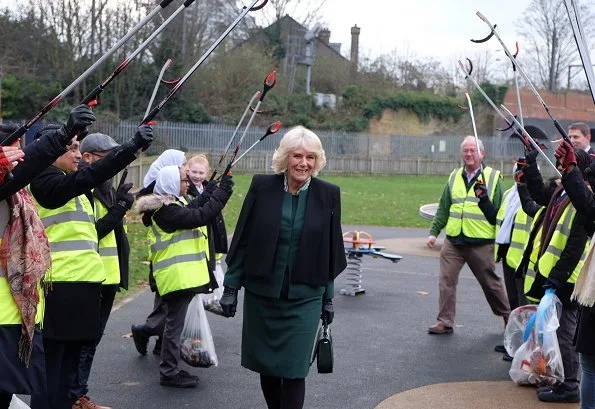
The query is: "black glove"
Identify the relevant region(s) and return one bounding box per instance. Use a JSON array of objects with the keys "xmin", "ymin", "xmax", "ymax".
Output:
[
  {"xmin": 130, "ymin": 125, "xmax": 153, "ymax": 152},
  {"xmin": 219, "ymin": 174, "xmax": 234, "ymax": 194},
  {"xmin": 56, "ymin": 104, "xmax": 96, "ymax": 145},
  {"xmin": 473, "ymin": 181, "xmax": 488, "ymax": 200},
  {"xmin": 219, "ymin": 287, "xmax": 238, "ymax": 317},
  {"xmin": 321, "ymin": 298, "xmax": 334, "ymax": 325},
  {"xmin": 543, "ymin": 277, "xmax": 562, "ymax": 291},
  {"xmin": 525, "ymin": 147, "xmax": 539, "ymax": 164},
  {"xmin": 116, "ymin": 182, "xmax": 134, "ymax": 210},
  {"xmin": 205, "ymin": 179, "xmax": 217, "ymax": 194}
]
